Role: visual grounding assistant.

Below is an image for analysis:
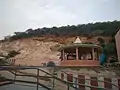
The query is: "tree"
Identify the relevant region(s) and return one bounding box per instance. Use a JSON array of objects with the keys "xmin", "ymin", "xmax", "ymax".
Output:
[
  {"xmin": 103, "ymin": 43, "xmax": 118, "ymax": 63},
  {"xmin": 25, "ymin": 28, "xmax": 33, "ymax": 33},
  {"xmin": 6, "ymin": 20, "xmax": 120, "ymax": 40},
  {"xmin": 104, "ymin": 43, "xmax": 116, "ymax": 56},
  {"xmin": 5, "ymin": 50, "xmax": 20, "ymax": 59},
  {"xmin": 97, "ymin": 37, "xmax": 105, "ymax": 47}
]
